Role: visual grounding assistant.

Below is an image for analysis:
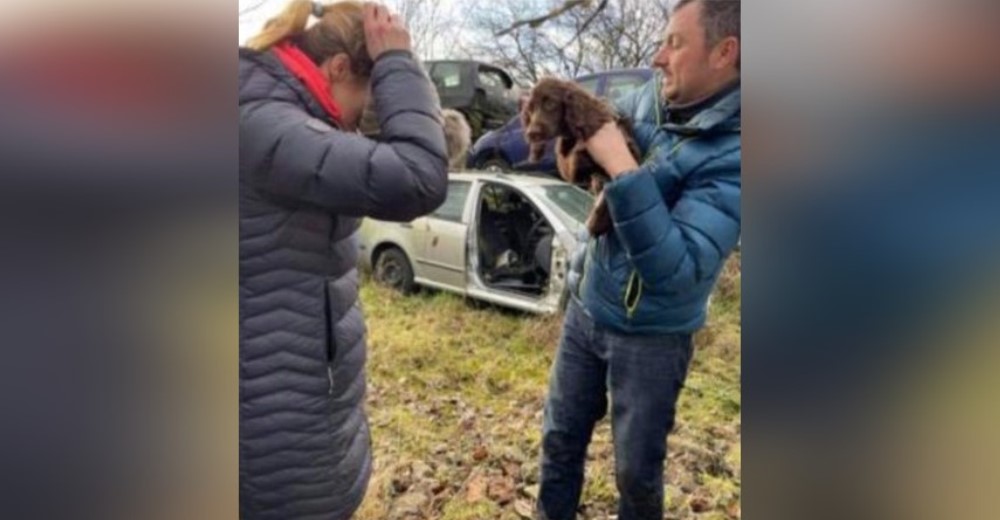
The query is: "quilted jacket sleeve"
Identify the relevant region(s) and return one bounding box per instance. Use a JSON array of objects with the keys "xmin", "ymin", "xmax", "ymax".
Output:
[
  {"xmin": 240, "ymin": 51, "xmax": 448, "ymax": 222},
  {"xmin": 603, "ymin": 147, "xmax": 741, "ymax": 293}
]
